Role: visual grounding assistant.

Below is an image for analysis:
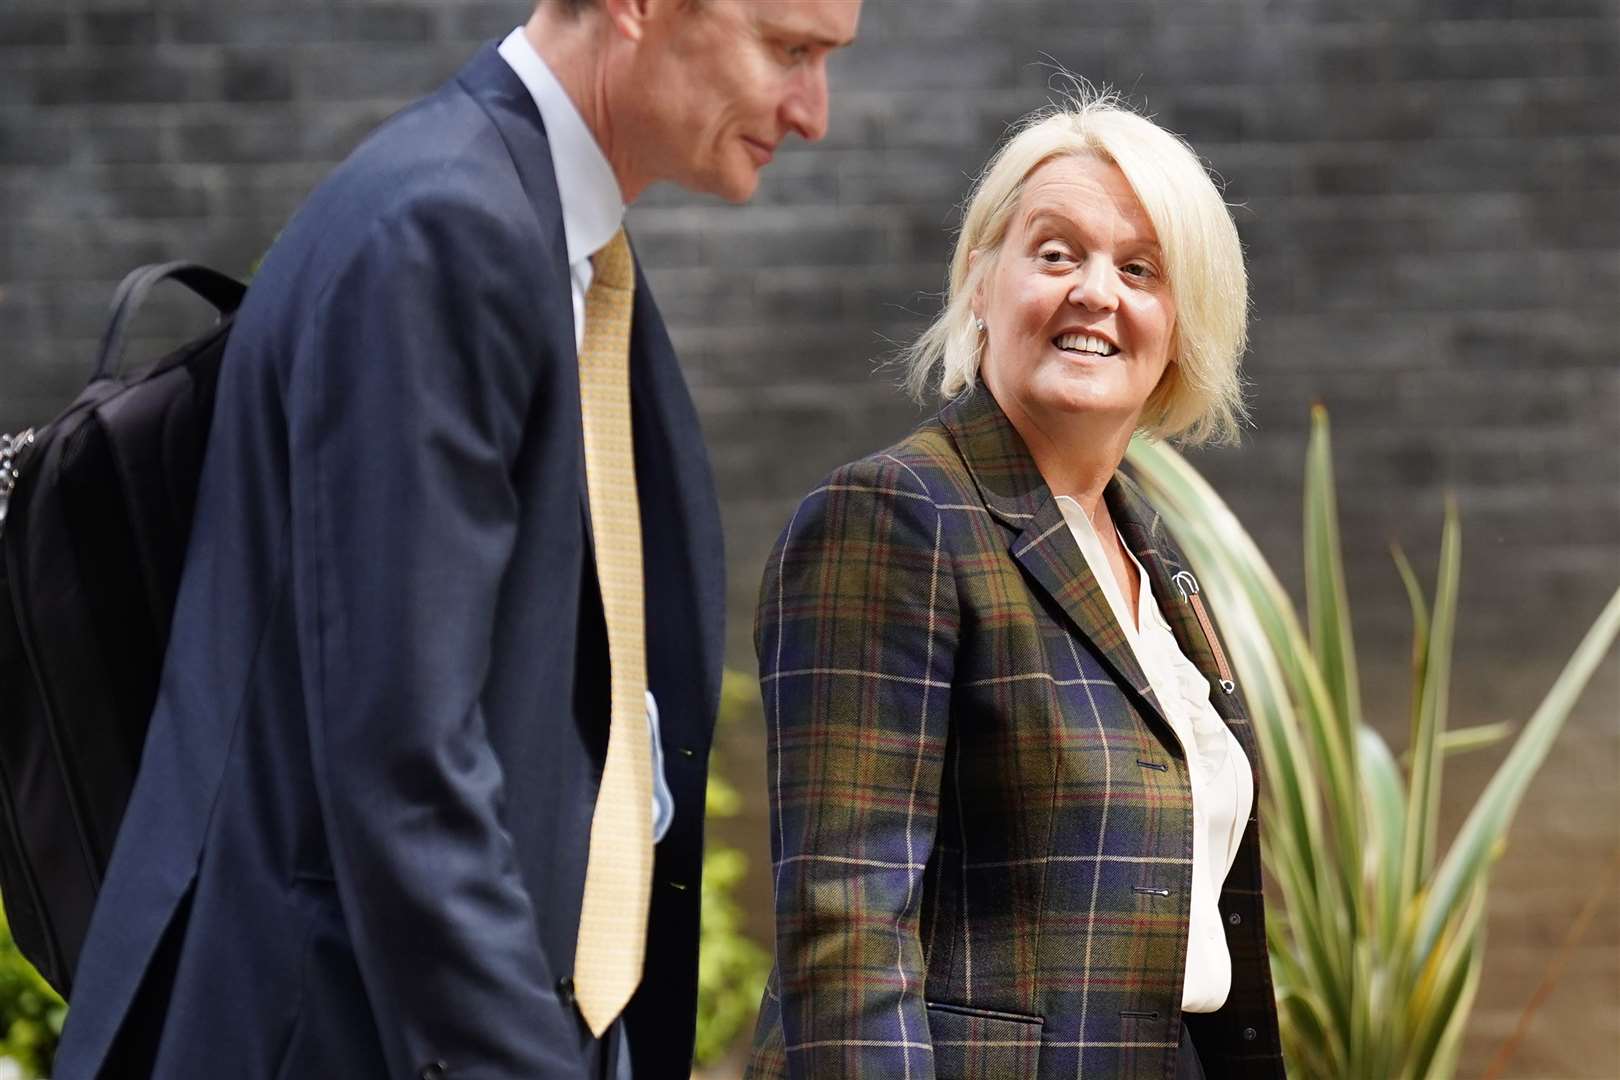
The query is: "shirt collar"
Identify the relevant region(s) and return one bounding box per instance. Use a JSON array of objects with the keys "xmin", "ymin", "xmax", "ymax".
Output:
[
  {"xmin": 1057, "ymin": 495, "xmax": 1141, "ymax": 646},
  {"xmin": 498, "ymin": 27, "xmax": 625, "ymax": 269}
]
